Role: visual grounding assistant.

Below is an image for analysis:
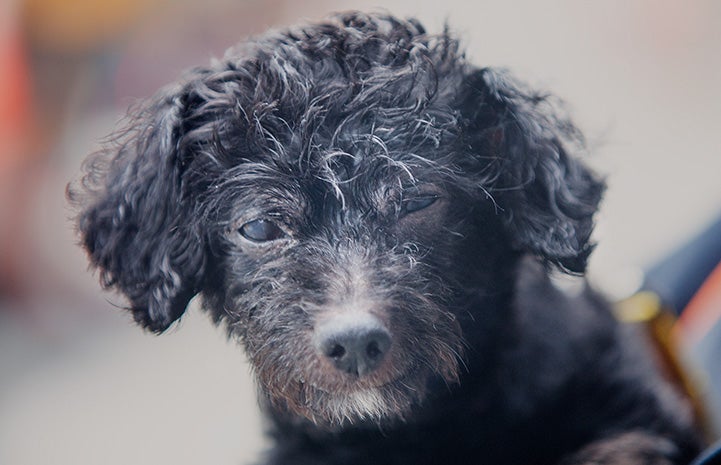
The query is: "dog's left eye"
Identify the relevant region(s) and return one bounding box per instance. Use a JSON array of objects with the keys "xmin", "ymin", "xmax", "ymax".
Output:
[
  {"xmin": 403, "ymin": 196, "xmax": 438, "ymax": 215},
  {"xmin": 238, "ymin": 219, "xmax": 287, "ymax": 242}
]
